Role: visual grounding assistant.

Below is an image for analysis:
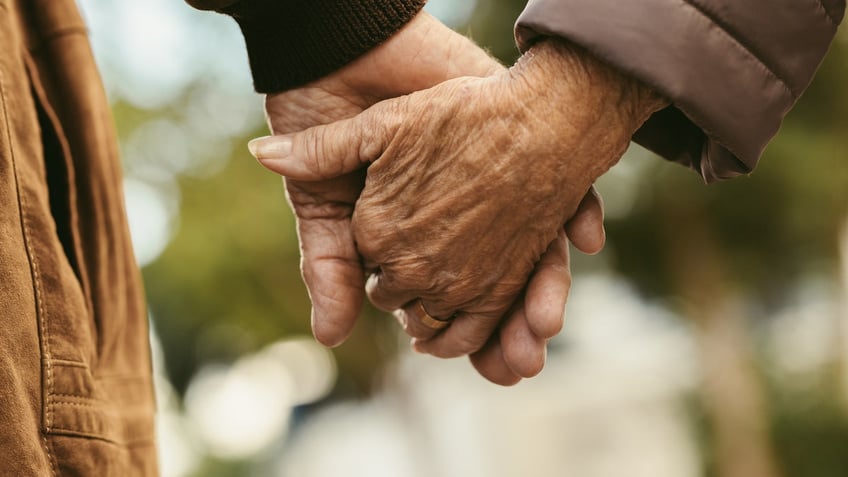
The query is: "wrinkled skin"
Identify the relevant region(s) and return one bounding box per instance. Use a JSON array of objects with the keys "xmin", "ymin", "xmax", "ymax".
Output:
[
  {"xmin": 261, "ymin": 13, "xmax": 613, "ymax": 385},
  {"xmin": 253, "ymin": 38, "xmax": 668, "ymax": 380}
]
